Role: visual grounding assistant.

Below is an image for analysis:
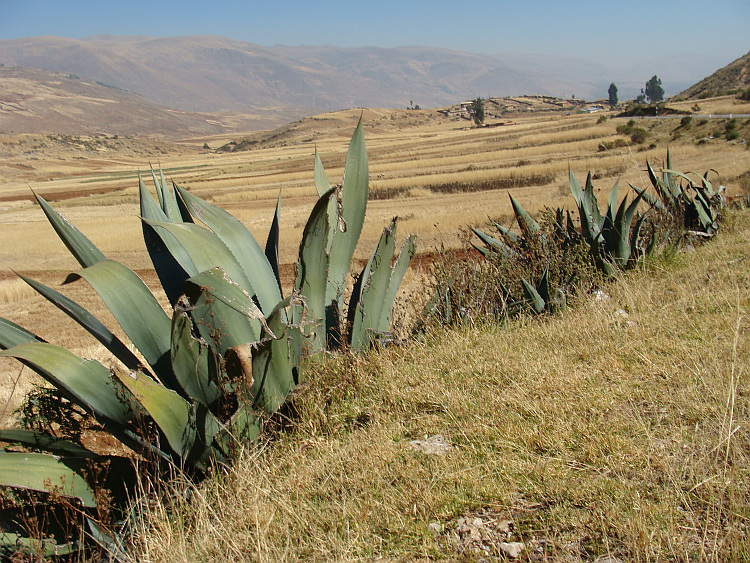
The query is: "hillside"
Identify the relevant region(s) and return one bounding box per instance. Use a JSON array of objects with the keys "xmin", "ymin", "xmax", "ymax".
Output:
[
  {"xmin": 674, "ymin": 50, "xmax": 750, "ymax": 100},
  {"xmin": 0, "ymin": 67, "xmax": 306, "ymax": 137}
]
